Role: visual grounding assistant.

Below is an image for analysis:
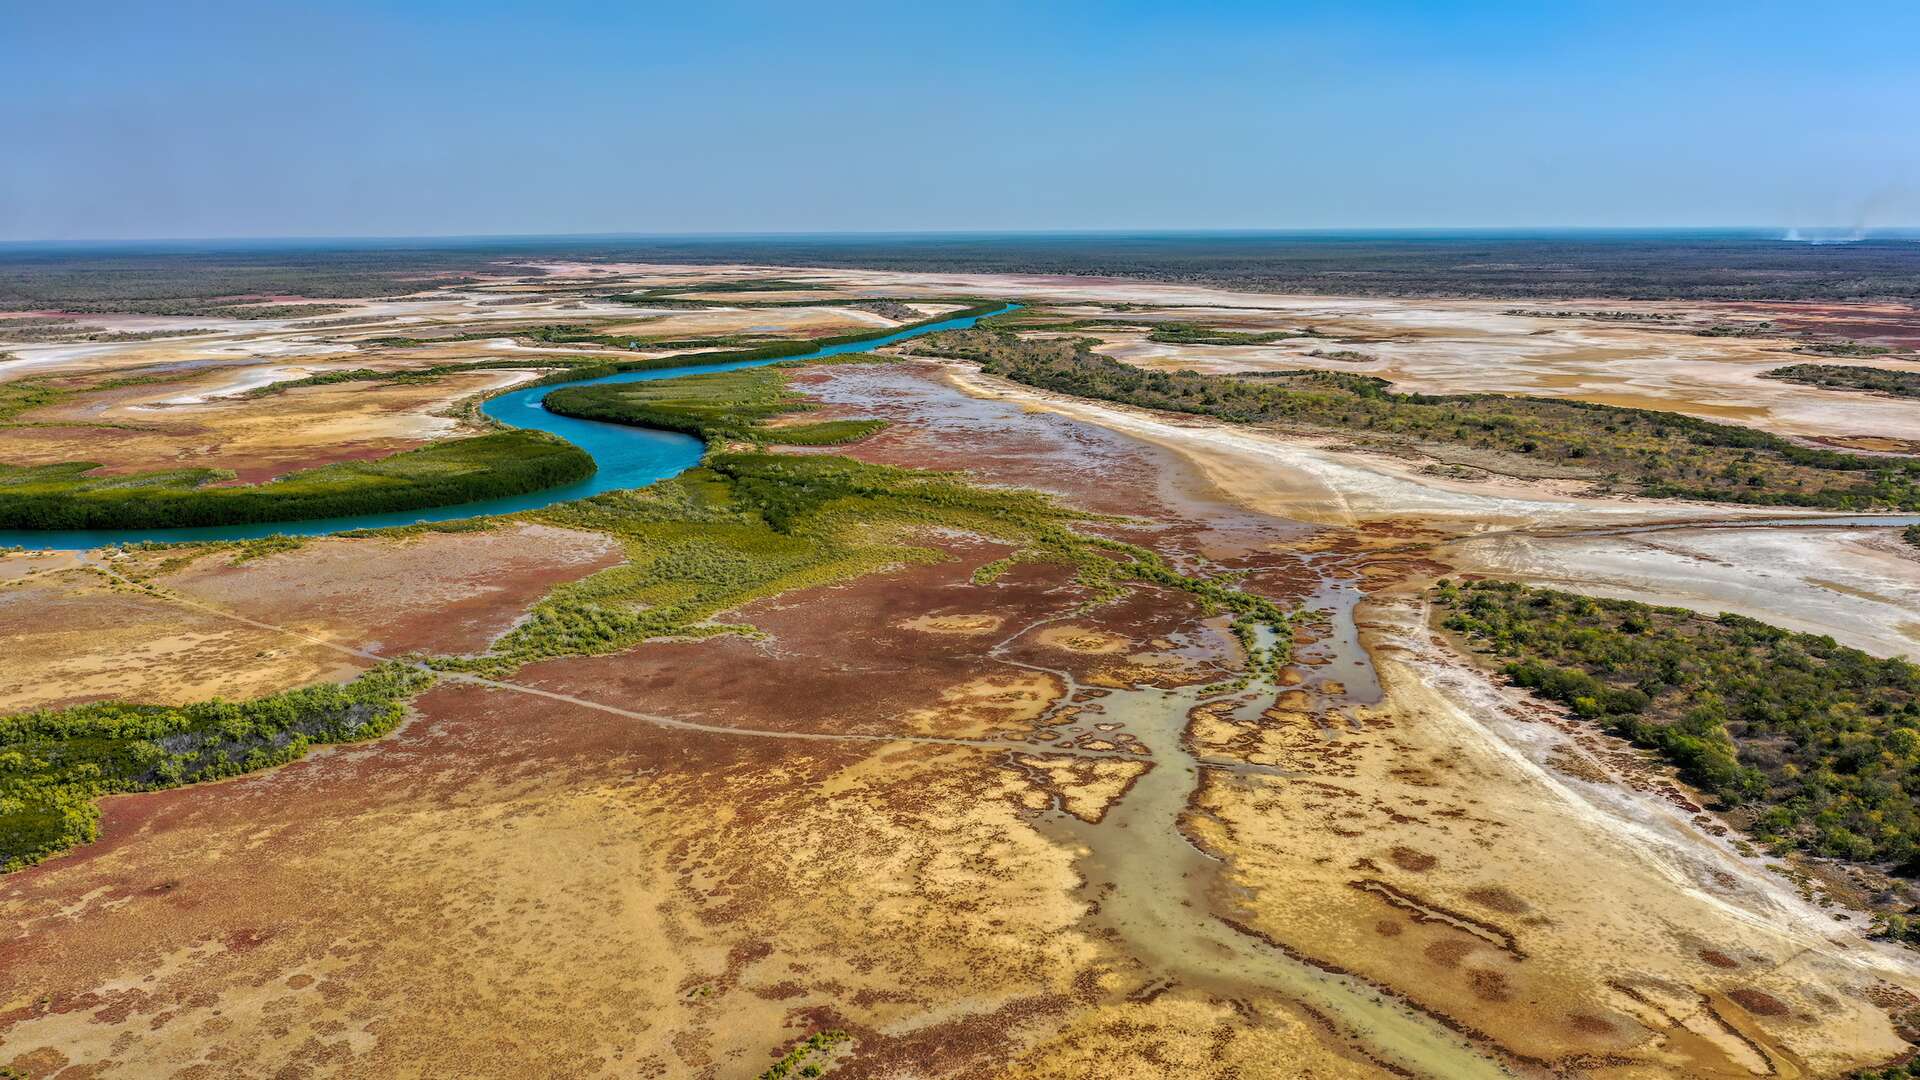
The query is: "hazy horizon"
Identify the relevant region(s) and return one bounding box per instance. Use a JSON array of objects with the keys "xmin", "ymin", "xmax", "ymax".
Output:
[
  {"xmin": 6, "ymin": 1, "xmax": 1918, "ymax": 241},
  {"xmin": 8, "ymin": 226, "xmax": 1920, "ymax": 252}
]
